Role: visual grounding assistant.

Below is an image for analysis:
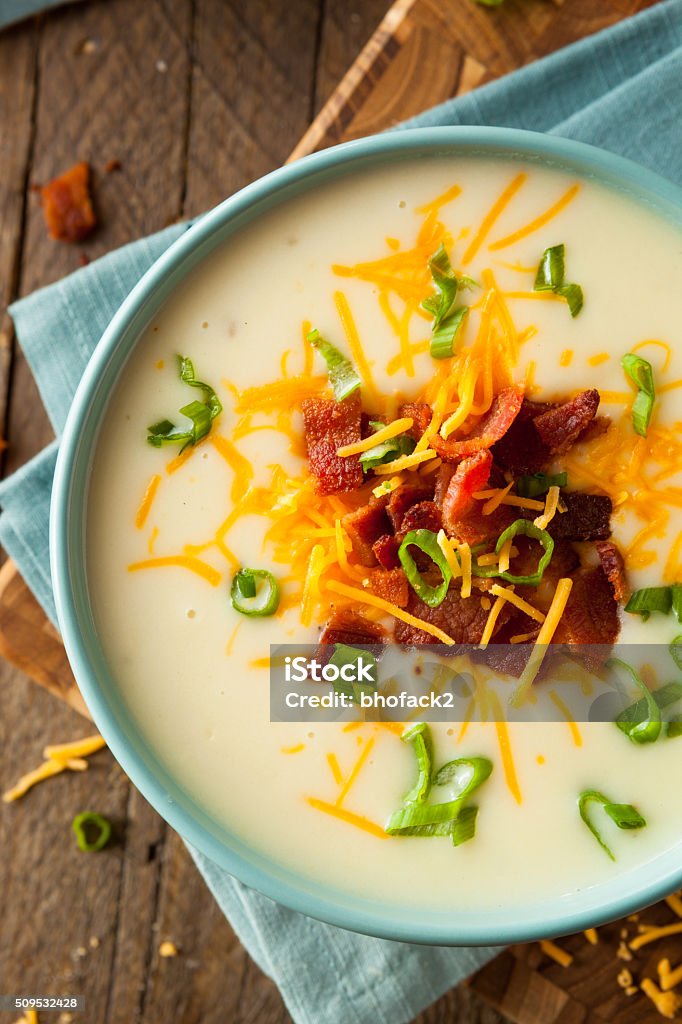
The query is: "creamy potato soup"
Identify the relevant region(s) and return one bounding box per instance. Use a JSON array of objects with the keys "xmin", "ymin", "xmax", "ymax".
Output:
[{"xmin": 87, "ymin": 156, "xmax": 682, "ymax": 911}]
